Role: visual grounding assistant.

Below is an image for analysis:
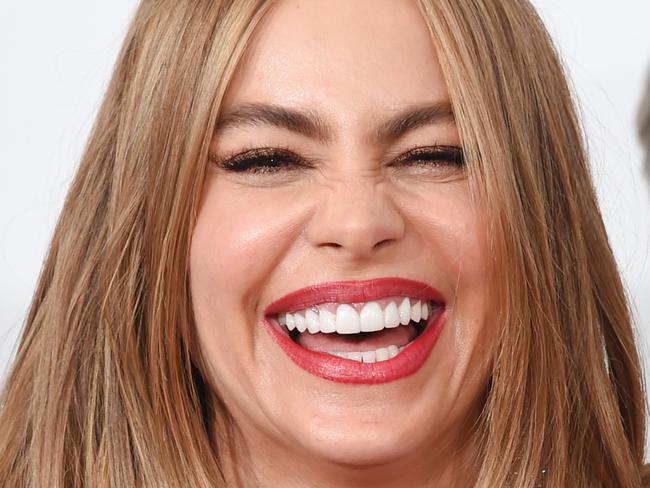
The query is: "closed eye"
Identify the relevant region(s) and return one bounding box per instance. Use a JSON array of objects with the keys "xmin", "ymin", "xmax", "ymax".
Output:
[
  {"xmin": 210, "ymin": 147, "xmax": 312, "ymax": 175},
  {"xmin": 391, "ymin": 145, "xmax": 465, "ymax": 168},
  {"xmin": 209, "ymin": 144, "xmax": 465, "ymax": 177}
]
